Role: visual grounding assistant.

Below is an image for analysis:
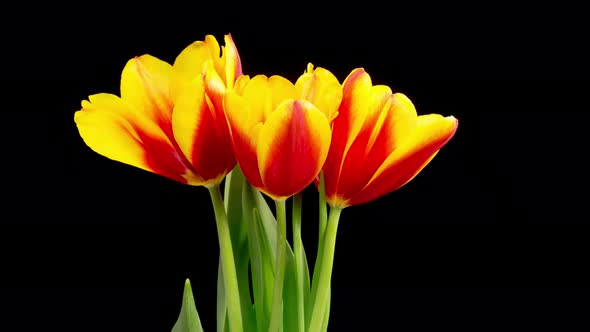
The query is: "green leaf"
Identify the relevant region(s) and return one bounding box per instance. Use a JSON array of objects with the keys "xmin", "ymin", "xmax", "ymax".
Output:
[
  {"xmin": 282, "ymin": 247, "xmax": 298, "ymax": 332},
  {"xmin": 251, "ymin": 188, "xmax": 278, "ymax": 258},
  {"xmin": 301, "ymin": 243, "xmax": 312, "ymax": 330},
  {"xmin": 245, "ymin": 206, "xmax": 269, "ymax": 330},
  {"xmin": 222, "ymin": 167, "xmax": 256, "ymax": 331},
  {"xmin": 172, "ymin": 279, "xmax": 204, "ymax": 332},
  {"xmin": 243, "ymin": 182, "xmax": 273, "ymax": 331}
]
